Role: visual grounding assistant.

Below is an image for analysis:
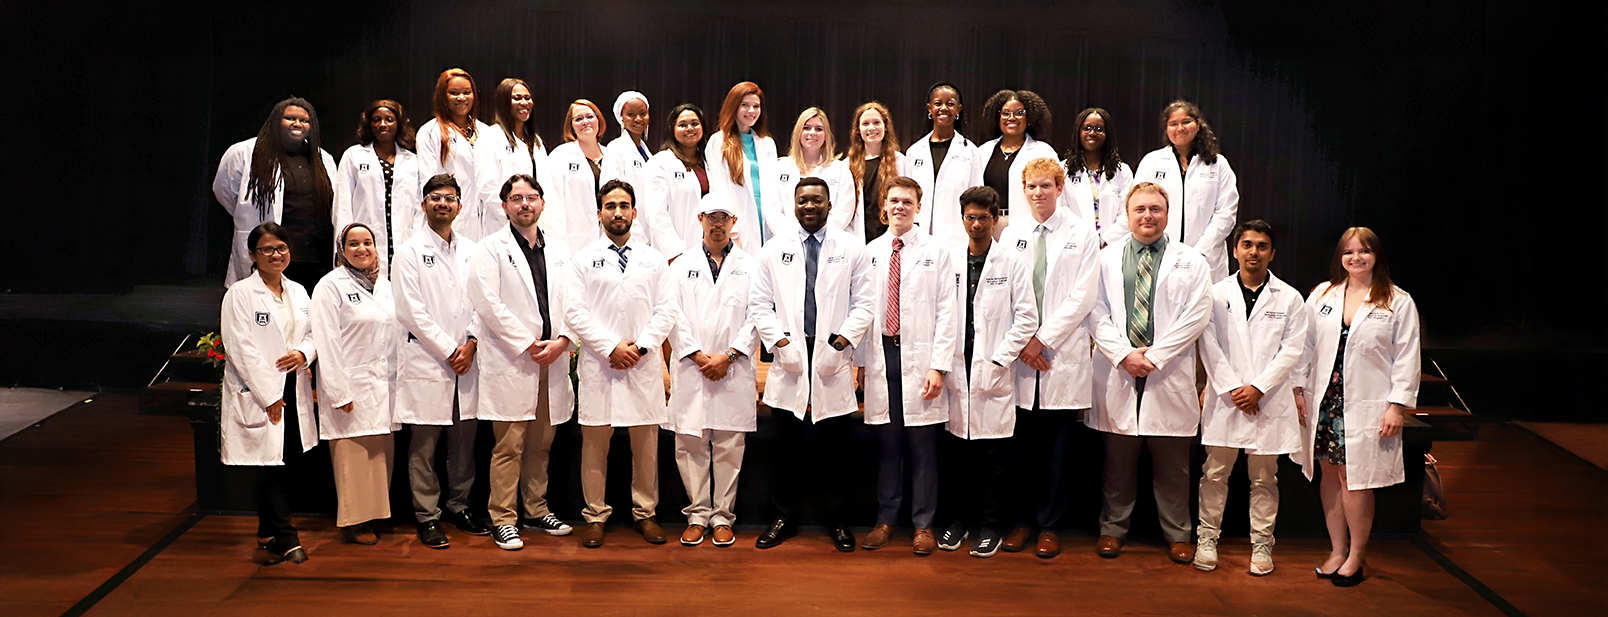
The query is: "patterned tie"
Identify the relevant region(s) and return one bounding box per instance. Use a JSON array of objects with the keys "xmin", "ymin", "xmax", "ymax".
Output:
[
  {"xmin": 1129, "ymin": 245, "xmax": 1156, "ymax": 347},
  {"xmin": 804, "ymin": 234, "xmax": 820, "ymax": 337},
  {"xmin": 610, "ymin": 244, "xmax": 631, "ymax": 273},
  {"xmin": 886, "ymin": 237, "xmax": 903, "ymax": 336},
  {"xmin": 1032, "ymin": 224, "xmax": 1048, "ymax": 312}
]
